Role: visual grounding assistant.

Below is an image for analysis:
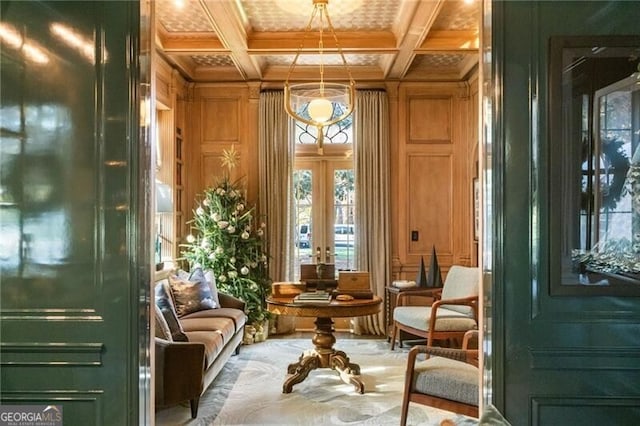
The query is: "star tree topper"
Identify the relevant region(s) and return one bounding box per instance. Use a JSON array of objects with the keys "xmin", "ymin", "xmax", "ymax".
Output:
[{"xmin": 221, "ymin": 144, "xmax": 239, "ymax": 171}]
